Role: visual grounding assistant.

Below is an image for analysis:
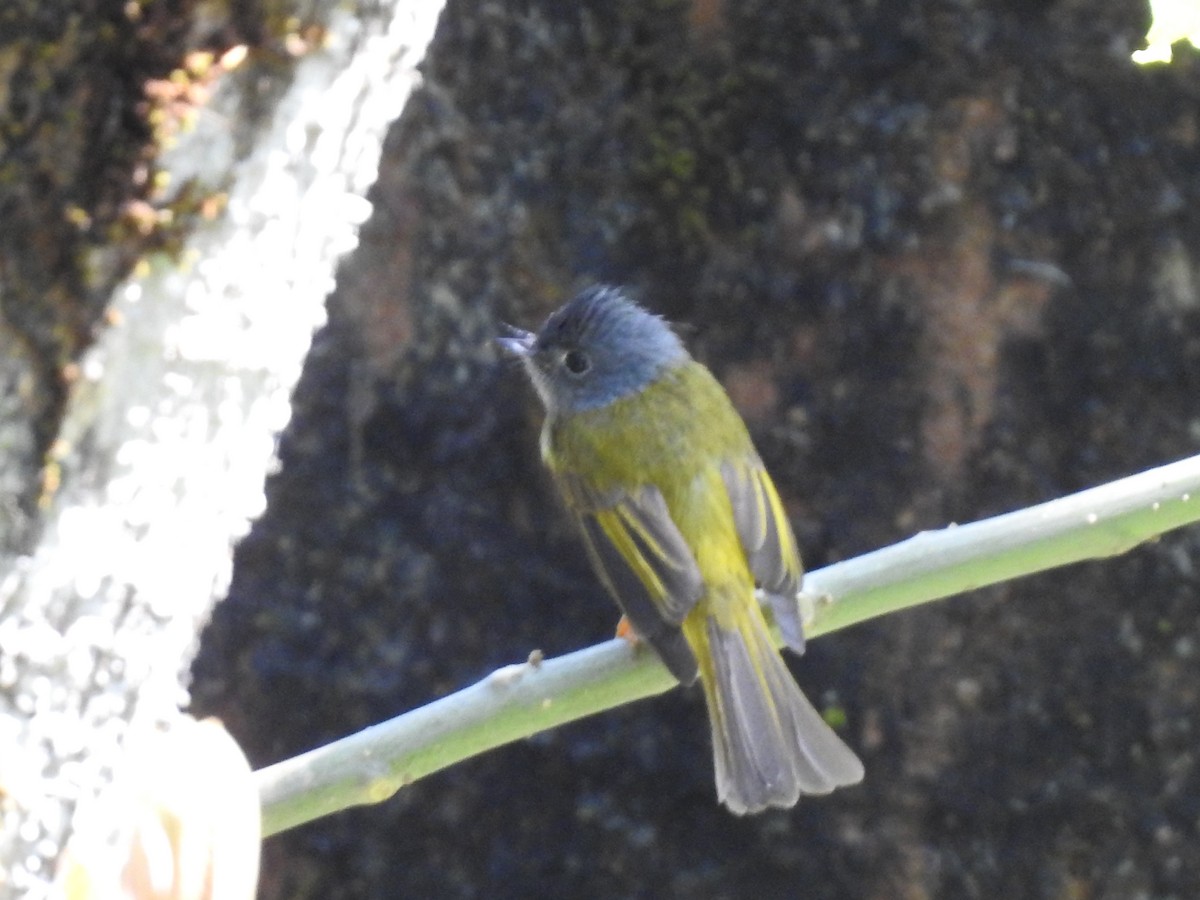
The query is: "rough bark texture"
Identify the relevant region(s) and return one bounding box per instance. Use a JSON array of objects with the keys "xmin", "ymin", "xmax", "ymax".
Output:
[
  {"xmin": 0, "ymin": 3, "xmax": 318, "ymax": 893},
  {"xmin": 0, "ymin": 0, "xmax": 205, "ymax": 553},
  {"xmin": 0, "ymin": 5, "xmax": 235, "ymax": 889},
  {"xmin": 184, "ymin": 0, "xmax": 1194, "ymax": 896}
]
